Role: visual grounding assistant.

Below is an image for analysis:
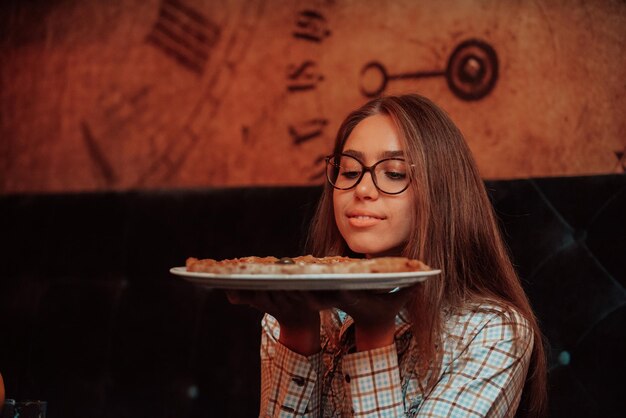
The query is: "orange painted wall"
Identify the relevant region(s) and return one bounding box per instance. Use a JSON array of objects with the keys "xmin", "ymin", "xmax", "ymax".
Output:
[{"xmin": 1, "ymin": 0, "xmax": 625, "ymax": 193}]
